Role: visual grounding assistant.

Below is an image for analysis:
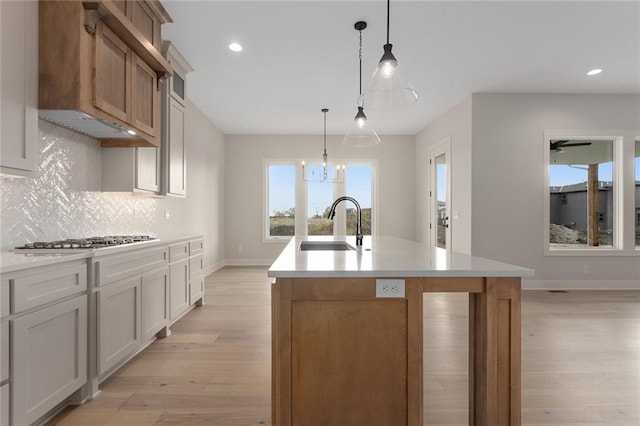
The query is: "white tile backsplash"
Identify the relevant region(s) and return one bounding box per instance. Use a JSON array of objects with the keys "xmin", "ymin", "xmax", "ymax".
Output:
[{"xmin": 0, "ymin": 120, "xmax": 159, "ymax": 249}]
